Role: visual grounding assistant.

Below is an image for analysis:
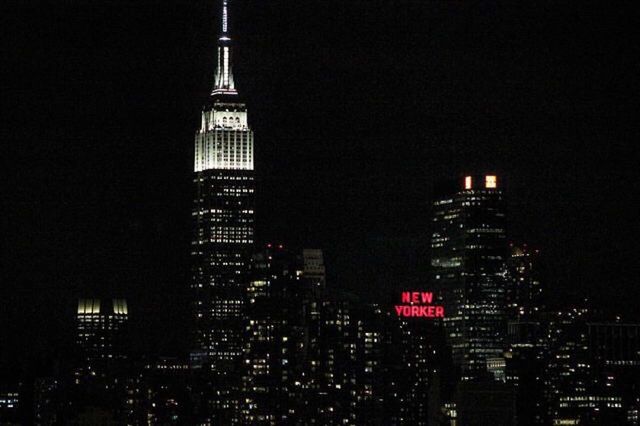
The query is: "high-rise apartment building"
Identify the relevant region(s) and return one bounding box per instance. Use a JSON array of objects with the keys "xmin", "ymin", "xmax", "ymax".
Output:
[
  {"xmin": 241, "ymin": 245, "xmax": 304, "ymax": 424},
  {"xmin": 189, "ymin": 1, "xmax": 255, "ymax": 421},
  {"xmin": 430, "ymin": 174, "xmax": 508, "ymax": 381}
]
